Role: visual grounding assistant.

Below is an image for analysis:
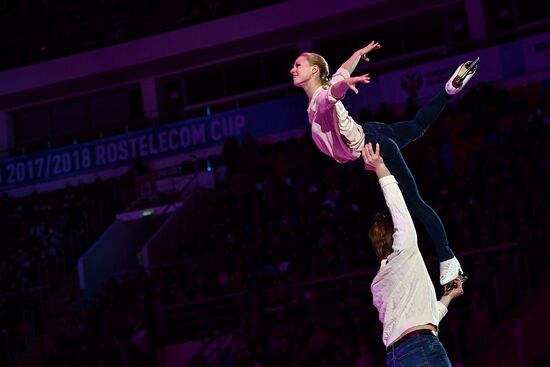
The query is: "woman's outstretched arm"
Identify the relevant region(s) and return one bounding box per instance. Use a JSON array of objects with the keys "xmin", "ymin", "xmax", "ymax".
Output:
[{"xmin": 340, "ymin": 41, "xmax": 381, "ymax": 74}]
